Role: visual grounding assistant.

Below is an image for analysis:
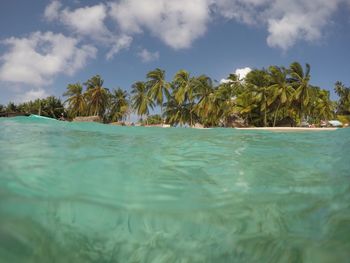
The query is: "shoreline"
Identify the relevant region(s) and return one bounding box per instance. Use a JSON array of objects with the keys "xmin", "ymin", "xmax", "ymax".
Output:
[{"xmin": 235, "ymin": 127, "xmax": 338, "ymax": 131}]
